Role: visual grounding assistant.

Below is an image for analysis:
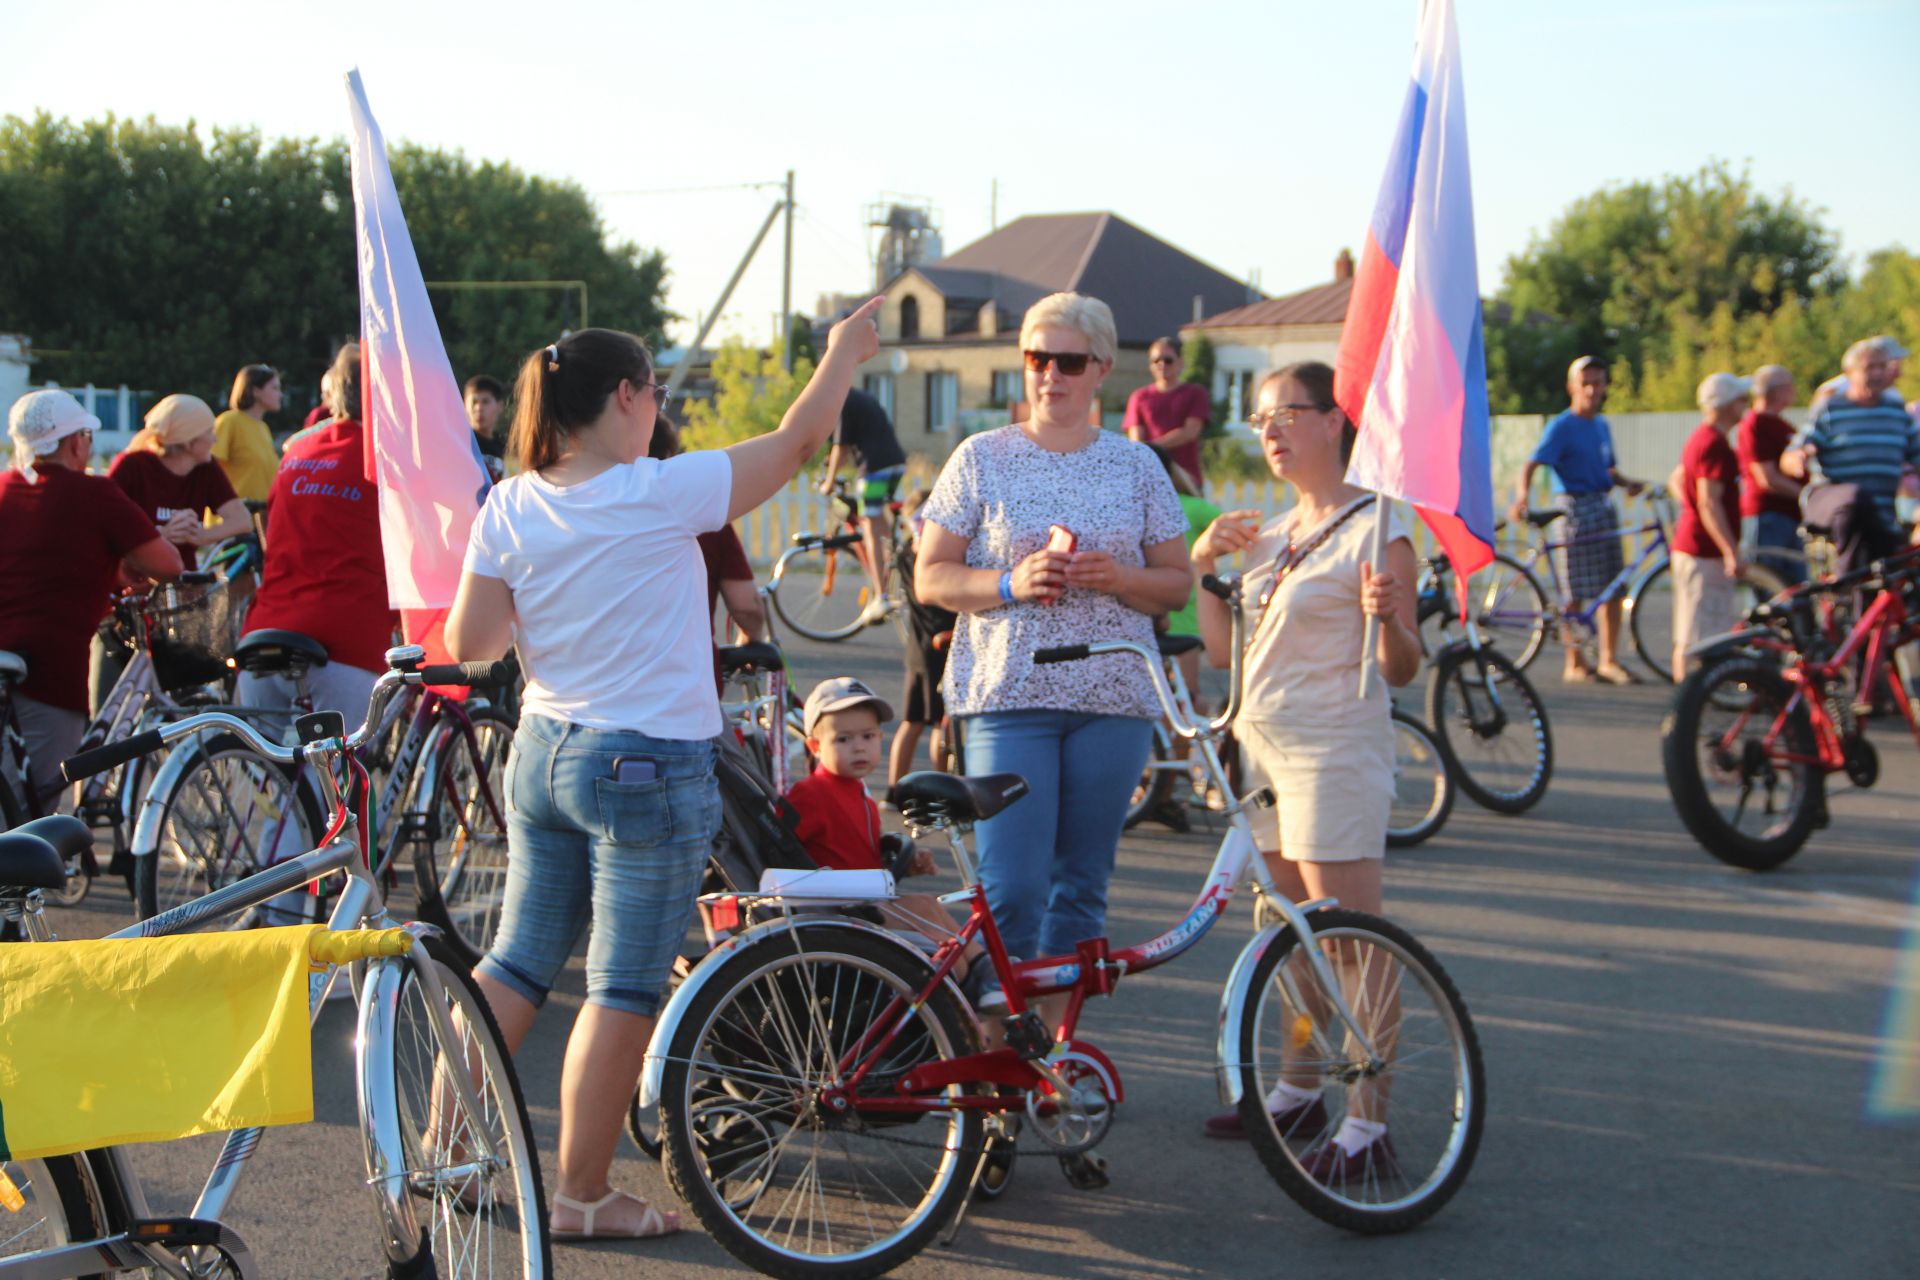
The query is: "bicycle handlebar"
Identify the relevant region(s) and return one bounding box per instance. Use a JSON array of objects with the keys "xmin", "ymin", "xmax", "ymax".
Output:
[{"xmin": 421, "ymin": 660, "xmax": 510, "ymax": 687}]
